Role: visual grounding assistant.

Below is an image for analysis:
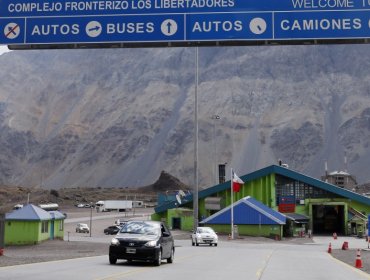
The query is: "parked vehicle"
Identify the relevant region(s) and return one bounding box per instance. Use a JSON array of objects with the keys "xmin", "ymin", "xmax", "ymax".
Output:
[
  {"xmin": 97, "ymin": 200, "xmax": 133, "ymax": 212},
  {"xmin": 38, "ymin": 203, "xmax": 59, "ymax": 211},
  {"xmin": 119, "ymin": 221, "xmax": 127, "ymax": 227},
  {"xmin": 76, "ymin": 203, "xmax": 85, "ymax": 208},
  {"xmin": 109, "ymin": 220, "xmax": 174, "ymax": 266},
  {"xmin": 76, "ymin": 223, "xmax": 90, "ymax": 233},
  {"xmin": 104, "ymin": 226, "xmax": 121, "ymax": 235},
  {"xmin": 114, "ymin": 219, "xmax": 128, "ymax": 227},
  {"xmin": 132, "ymin": 201, "xmax": 144, "ymax": 208},
  {"xmin": 191, "ymin": 227, "xmax": 218, "ymax": 246},
  {"xmin": 13, "ymin": 204, "xmax": 23, "ymax": 210}
]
